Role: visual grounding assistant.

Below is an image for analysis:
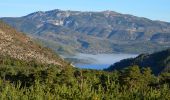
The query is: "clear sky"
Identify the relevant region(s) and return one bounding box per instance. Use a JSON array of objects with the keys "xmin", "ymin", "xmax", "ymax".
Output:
[{"xmin": 0, "ymin": 0, "xmax": 170, "ymax": 22}]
